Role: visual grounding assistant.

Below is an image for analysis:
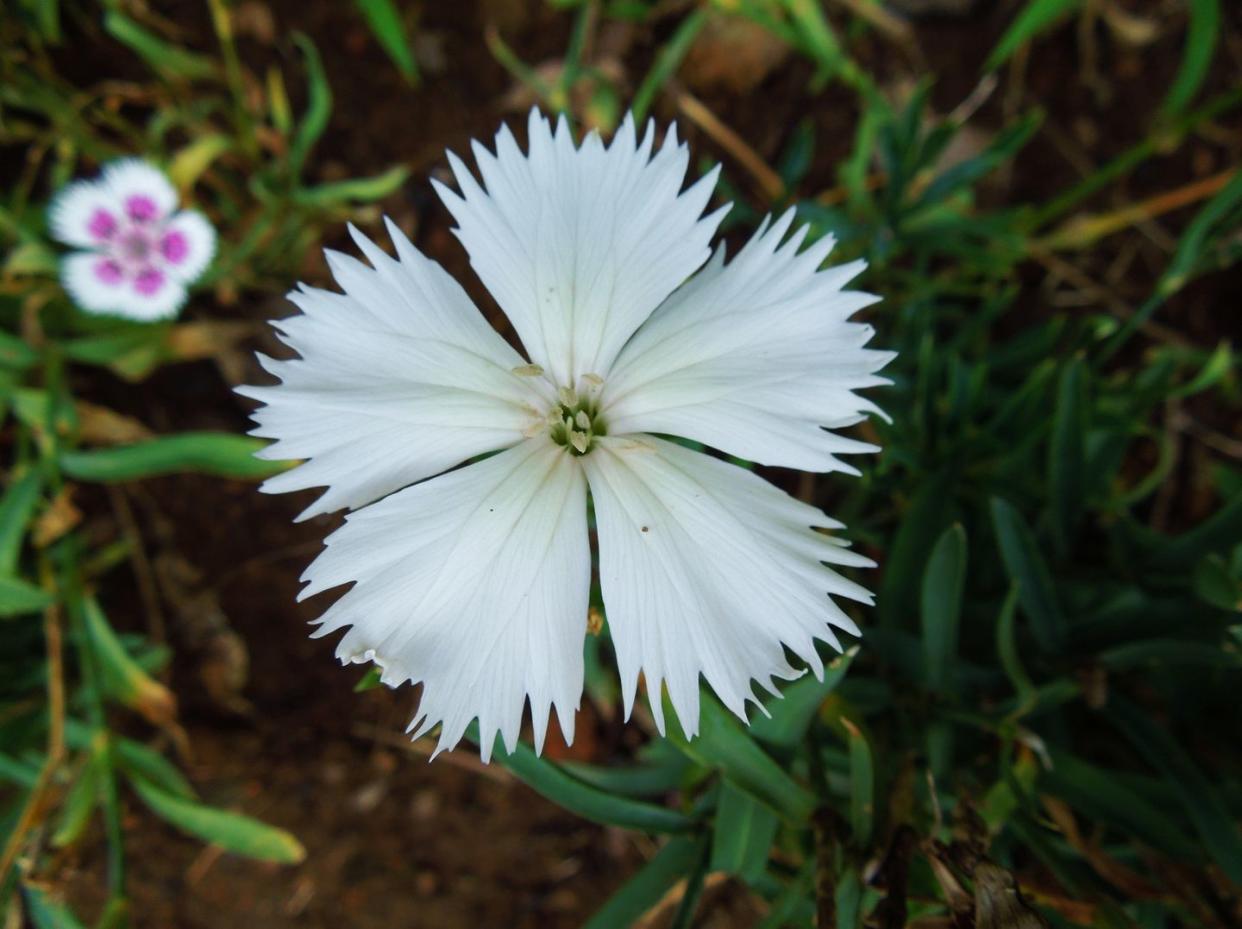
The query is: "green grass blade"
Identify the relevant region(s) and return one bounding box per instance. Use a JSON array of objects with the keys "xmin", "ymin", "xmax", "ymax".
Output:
[
  {"xmin": 353, "ymin": 0, "xmax": 419, "ymax": 84},
  {"xmin": 60, "ymin": 433, "xmax": 286, "ymax": 482},
  {"xmin": 21, "ymin": 883, "xmax": 87, "ymax": 929},
  {"xmin": 496, "ymin": 741, "xmax": 696, "ymax": 834},
  {"xmin": 751, "ymin": 647, "xmax": 857, "ymax": 748},
  {"xmin": 130, "ymin": 778, "xmax": 306, "ymax": 864},
  {"xmin": 103, "ymin": 12, "xmax": 216, "ymax": 80},
  {"xmin": 990, "ymin": 497, "xmax": 1065, "ymax": 653},
  {"xmin": 710, "ymin": 780, "xmax": 779, "ymax": 882},
  {"xmin": 985, "ymin": 0, "xmax": 1083, "ymax": 71},
  {"xmin": 0, "ymin": 469, "xmax": 42, "ymax": 576},
  {"xmin": 921, "ymin": 524, "xmax": 968, "ymax": 693},
  {"xmin": 667, "ymin": 693, "xmax": 816, "ymax": 824},
  {"xmin": 1049, "ymin": 359, "xmax": 1087, "ymax": 555},
  {"xmin": 1162, "ymin": 0, "xmax": 1220, "ymax": 116},
  {"xmin": 288, "ymin": 33, "xmax": 332, "ymax": 179},
  {"xmin": 1110, "ymin": 698, "xmax": 1242, "ymax": 884},
  {"xmin": 631, "ymin": 9, "xmax": 706, "ymax": 123},
  {"xmin": 0, "ymin": 576, "xmax": 53, "ymax": 618},
  {"xmin": 584, "ymin": 837, "xmax": 703, "ymax": 929}
]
